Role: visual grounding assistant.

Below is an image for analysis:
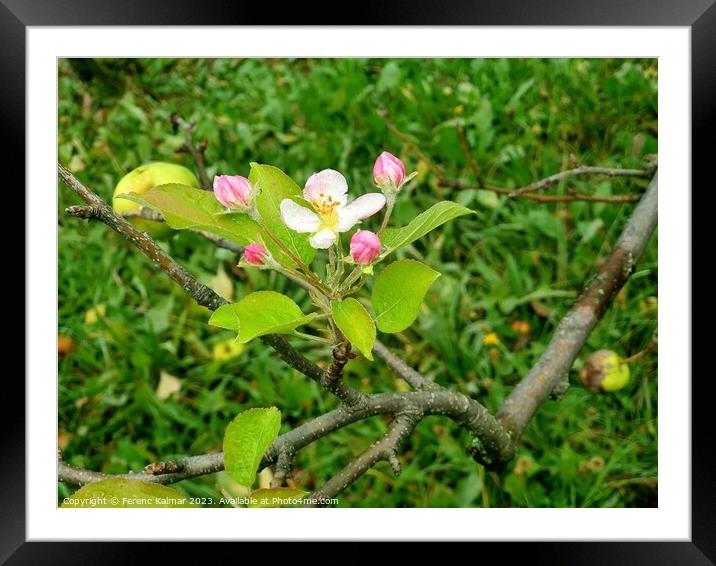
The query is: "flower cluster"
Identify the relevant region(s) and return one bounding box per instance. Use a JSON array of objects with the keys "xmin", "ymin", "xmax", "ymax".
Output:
[{"xmin": 213, "ymin": 151, "xmax": 412, "ymax": 269}]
